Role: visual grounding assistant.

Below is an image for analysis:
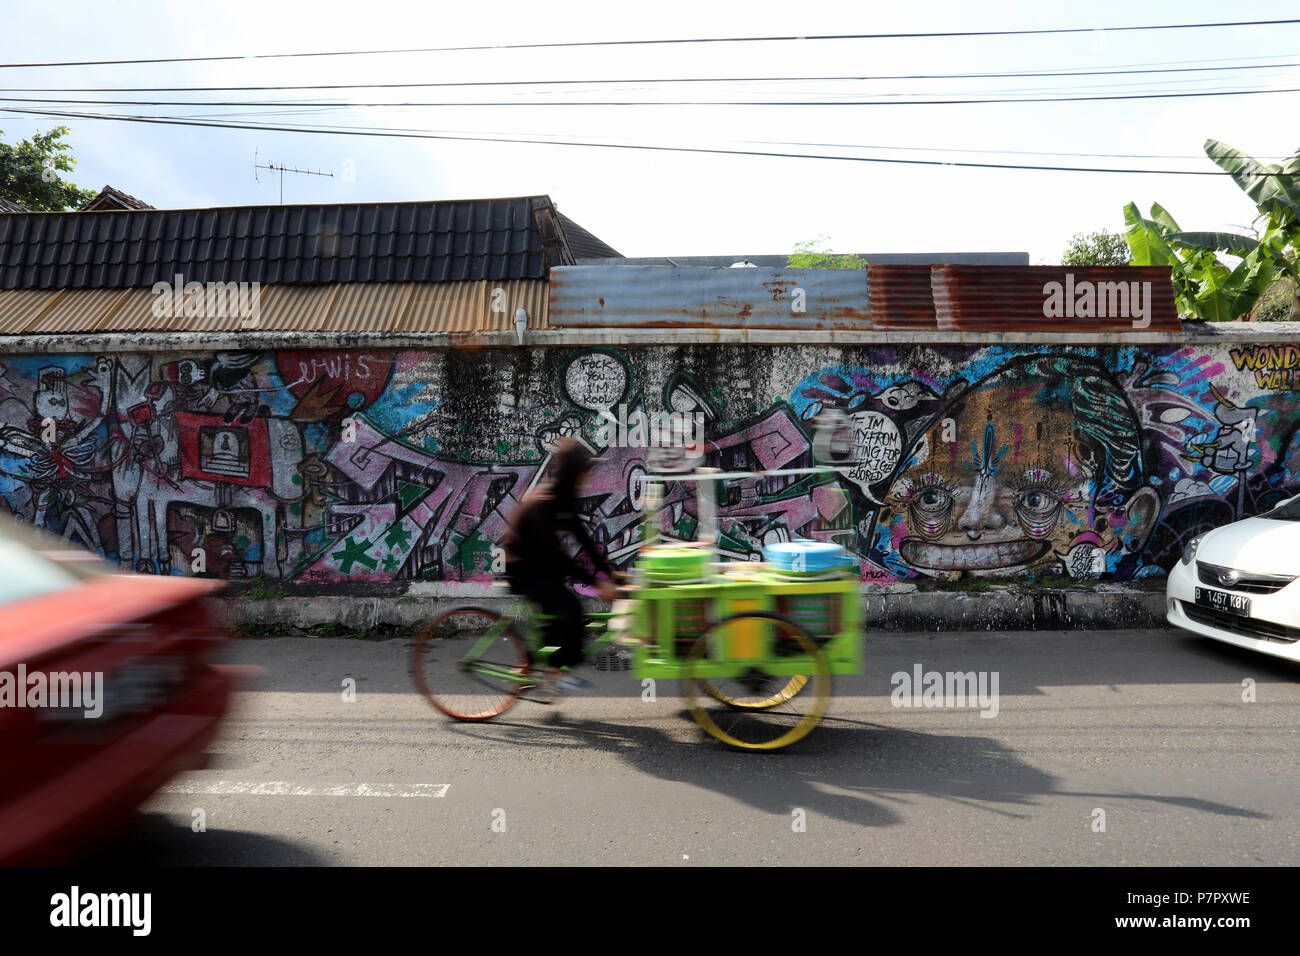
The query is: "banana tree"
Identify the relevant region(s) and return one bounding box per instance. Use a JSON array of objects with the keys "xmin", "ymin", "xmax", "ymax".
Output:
[
  {"xmin": 1166, "ymin": 140, "xmax": 1300, "ymax": 320},
  {"xmin": 1122, "ymin": 201, "xmax": 1277, "ymax": 322}
]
